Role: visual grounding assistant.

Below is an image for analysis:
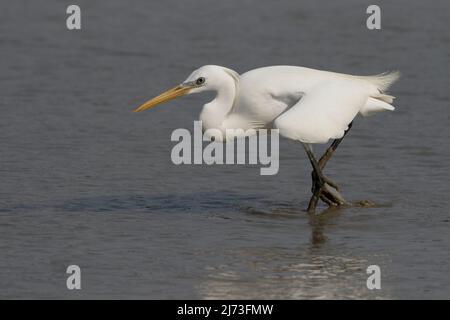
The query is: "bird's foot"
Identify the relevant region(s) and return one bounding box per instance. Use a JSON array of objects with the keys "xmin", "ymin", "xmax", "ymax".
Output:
[
  {"xmin": 319, "ymin": 183, "xmax": 347, "ymax": 206},
  {"xmin": 310, "ymin": 172, "xmax": 347, "ymax": 208}
]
